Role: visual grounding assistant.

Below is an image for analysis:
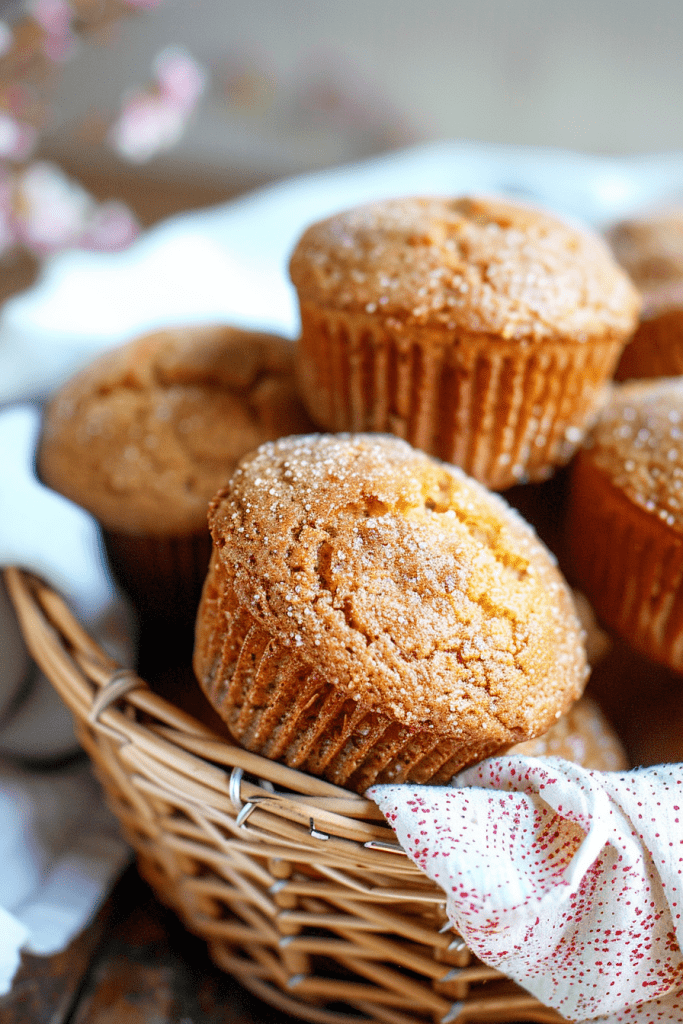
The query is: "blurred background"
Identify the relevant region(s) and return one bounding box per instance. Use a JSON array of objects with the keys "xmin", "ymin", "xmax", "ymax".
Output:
[{"xmin": 1, "ymin": 0, "xmax": 683, "ymax": 294}]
